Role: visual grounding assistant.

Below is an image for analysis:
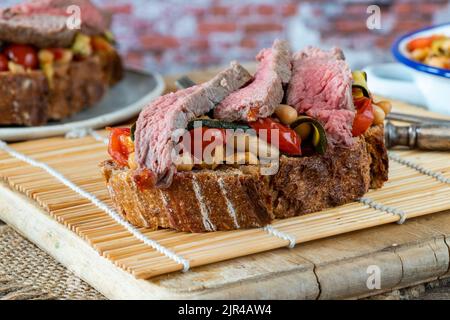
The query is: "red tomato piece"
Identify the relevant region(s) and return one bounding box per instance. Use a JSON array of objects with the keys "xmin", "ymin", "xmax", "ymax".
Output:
[
  {"xmin": 49, "ymin": 48, "xmax": 64, "ymax": 61},
  {"xmin": 107, "ymin": 128, "xmax": 133, "ymax": 167},
  {"xmin": 184, "ymin": 127, "xmax": 226, "ymax": 160},
  {"xmin": 407, "ymin": 35, "xmax": 444, "ymax": 52},
  {"xmin": 249, "ymin": 118, "xmax": 302, "ymax": 156},
  {"xmin": 352, "ymin": 97, "xmax": 374, "ymax": 137},
  {"xmin": 0, "ymin": 54, "xmax": 8, "ymax": 72},
  {"xmin": 4, "ymin": 44, "xmax": 39, "ymax": 69}
]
